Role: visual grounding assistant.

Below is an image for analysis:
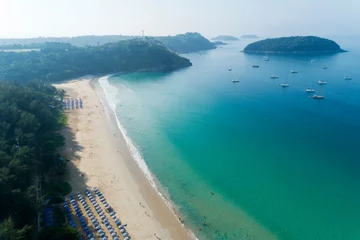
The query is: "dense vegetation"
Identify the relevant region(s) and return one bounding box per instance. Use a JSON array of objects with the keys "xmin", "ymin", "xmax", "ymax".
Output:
[
  {"xmin": 0, "ymin": 33, "xmax": 216, "ymax": 54},
  {"xmin": 0, "ymin": 39, "xmax": 192, "ymax": 83},
  {"xmin": 243, "ymin": 36, "xmax": 345, "ymax": 53},
  {"xmin": 212, "ymin": 35, "xmax": 239, "ymax": 41},
  {"xmin": 155, "ymin": 32, "xmax": 216, "ymax": 53},
  {"xmin": 0, "ymin": 81, "xmax": 74, "ymax": 239}
]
